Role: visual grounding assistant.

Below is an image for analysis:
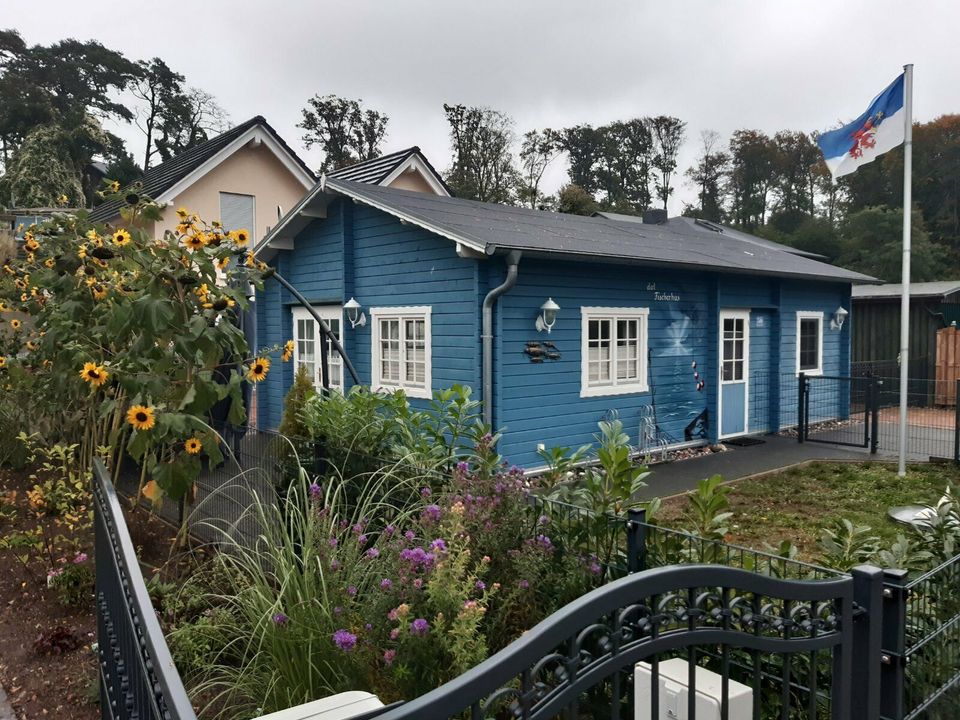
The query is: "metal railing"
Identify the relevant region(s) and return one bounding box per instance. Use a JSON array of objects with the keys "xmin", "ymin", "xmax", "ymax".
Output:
[{"xmin": 94, "ymin": 458, "xmax": 197, "ymax": 720}]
